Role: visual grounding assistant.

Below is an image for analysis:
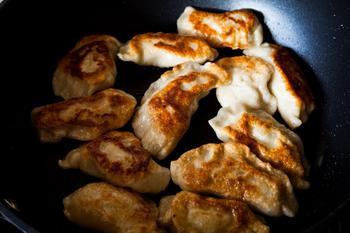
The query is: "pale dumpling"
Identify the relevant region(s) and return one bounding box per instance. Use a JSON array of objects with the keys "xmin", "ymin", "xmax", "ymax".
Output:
[
  {"xmin": 244, "ymin": 43, "xmax": 315, "ymax": 128},
  {"xmin": 118, "ymin": 32, "xmax": 218, "ymax": 67},
  {"xmin": 132, "ymin": 62, "xmax": 229, "ymax": 159},
  {"xmin": 209, "ymin": 105, "xmax": 309, "ymax": 189},
  {"xmin": 177, "ymin": 6, "xmax": 263, "ymax": 49},
  {"xmin": 63, "ymin": 182, "xmax": 164, "ymax": 233},
  {"xmin": 171, "ymin": 142, "xmax": 298, "ymax": 217},
  {"xmin": 216, "ymin": 56, "xmax": 277, "ymax": 114},
  {"xmin": 59, "ymin": 131, "xmax": 170, "ymax": 193},
  {"xmin": 159, "ymin": 191, "xmax": 270, "ymax": 233}
]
